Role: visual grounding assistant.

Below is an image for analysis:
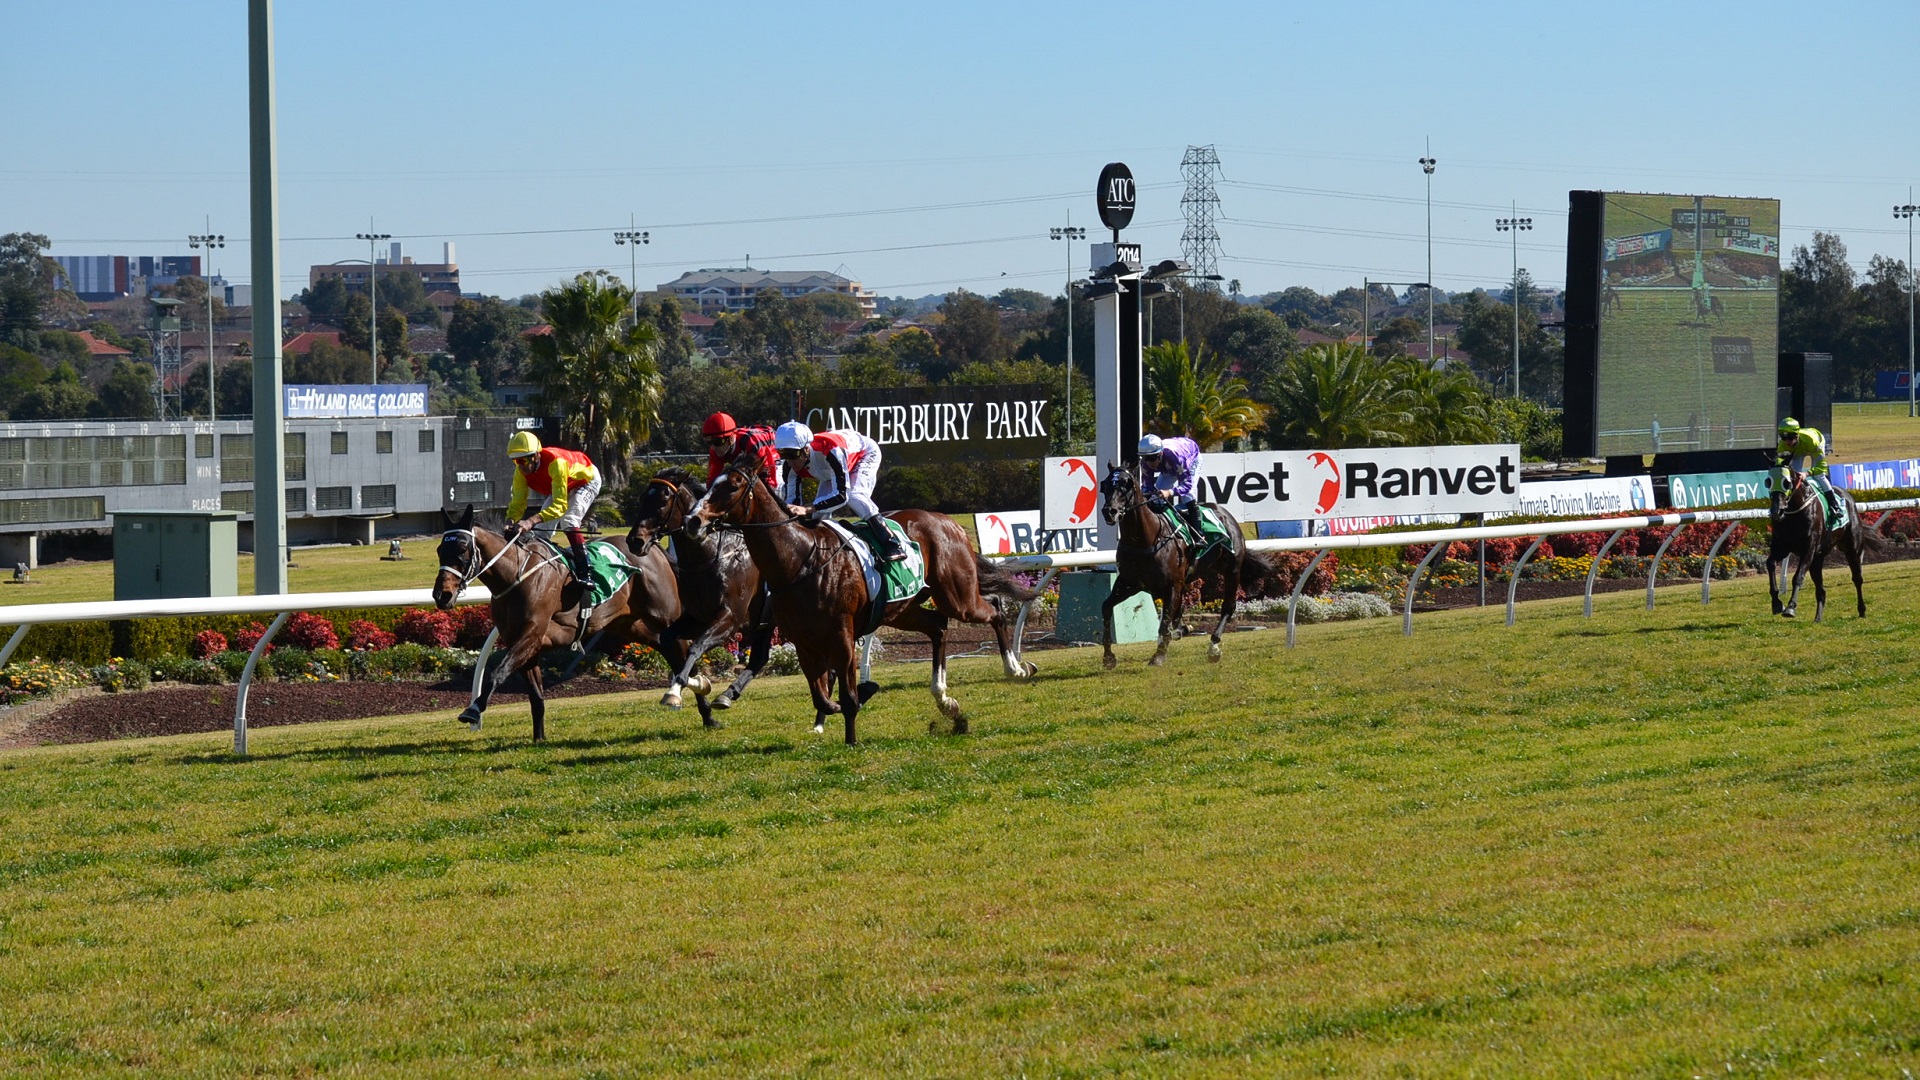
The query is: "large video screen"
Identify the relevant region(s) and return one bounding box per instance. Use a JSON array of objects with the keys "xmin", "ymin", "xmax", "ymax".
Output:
[{"xmin": 1594, "ymin": 192, "xmax": 1780, "ymax": 457}]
